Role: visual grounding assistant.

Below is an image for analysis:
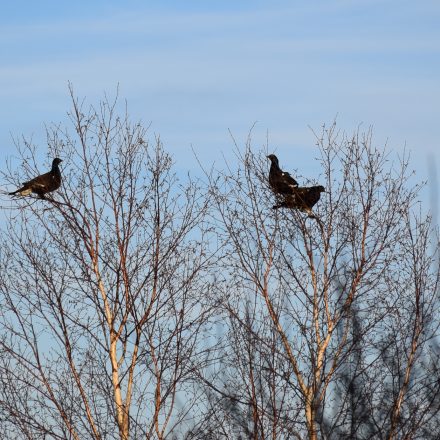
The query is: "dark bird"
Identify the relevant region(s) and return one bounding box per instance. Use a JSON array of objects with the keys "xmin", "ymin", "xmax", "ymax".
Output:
[
  {"xmin": 267, "ymin": 154, "xmax": 298, "ymax": 195},
  {"xmin": 273, "ymin": 185, "xmax": 325, "ymax": 217},
  {"xmin": 9, "ymin": 158, "xmax": 63, "ymax": 197}
]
